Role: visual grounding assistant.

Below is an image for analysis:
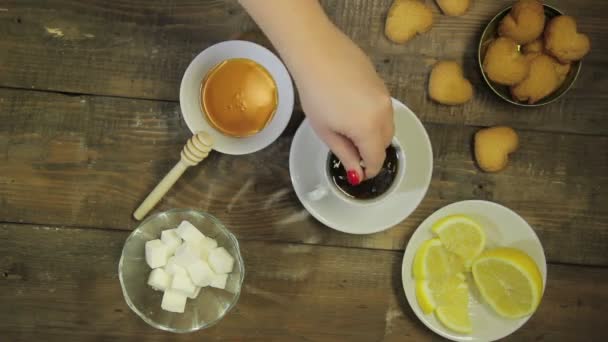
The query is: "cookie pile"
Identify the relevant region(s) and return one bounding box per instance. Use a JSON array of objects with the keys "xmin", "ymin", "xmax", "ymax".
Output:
[{"xmin": 484, "ymin": 0, "xmax": 590, "ymax": 104}]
